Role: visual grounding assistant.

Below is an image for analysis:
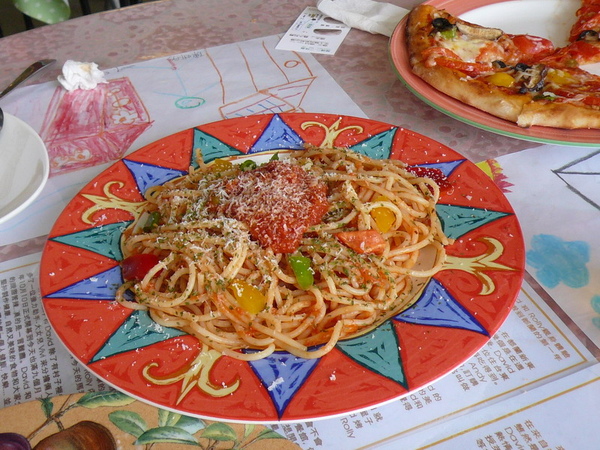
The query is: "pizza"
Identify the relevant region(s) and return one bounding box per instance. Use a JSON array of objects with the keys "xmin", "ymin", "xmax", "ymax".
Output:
[
  {"xmin": 405, "ymin": 2, "xmax": 600, "ymax": 129},
  {"xmin": 544, "ymin": 0, "xmax": 600, "ymax": 67}
]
